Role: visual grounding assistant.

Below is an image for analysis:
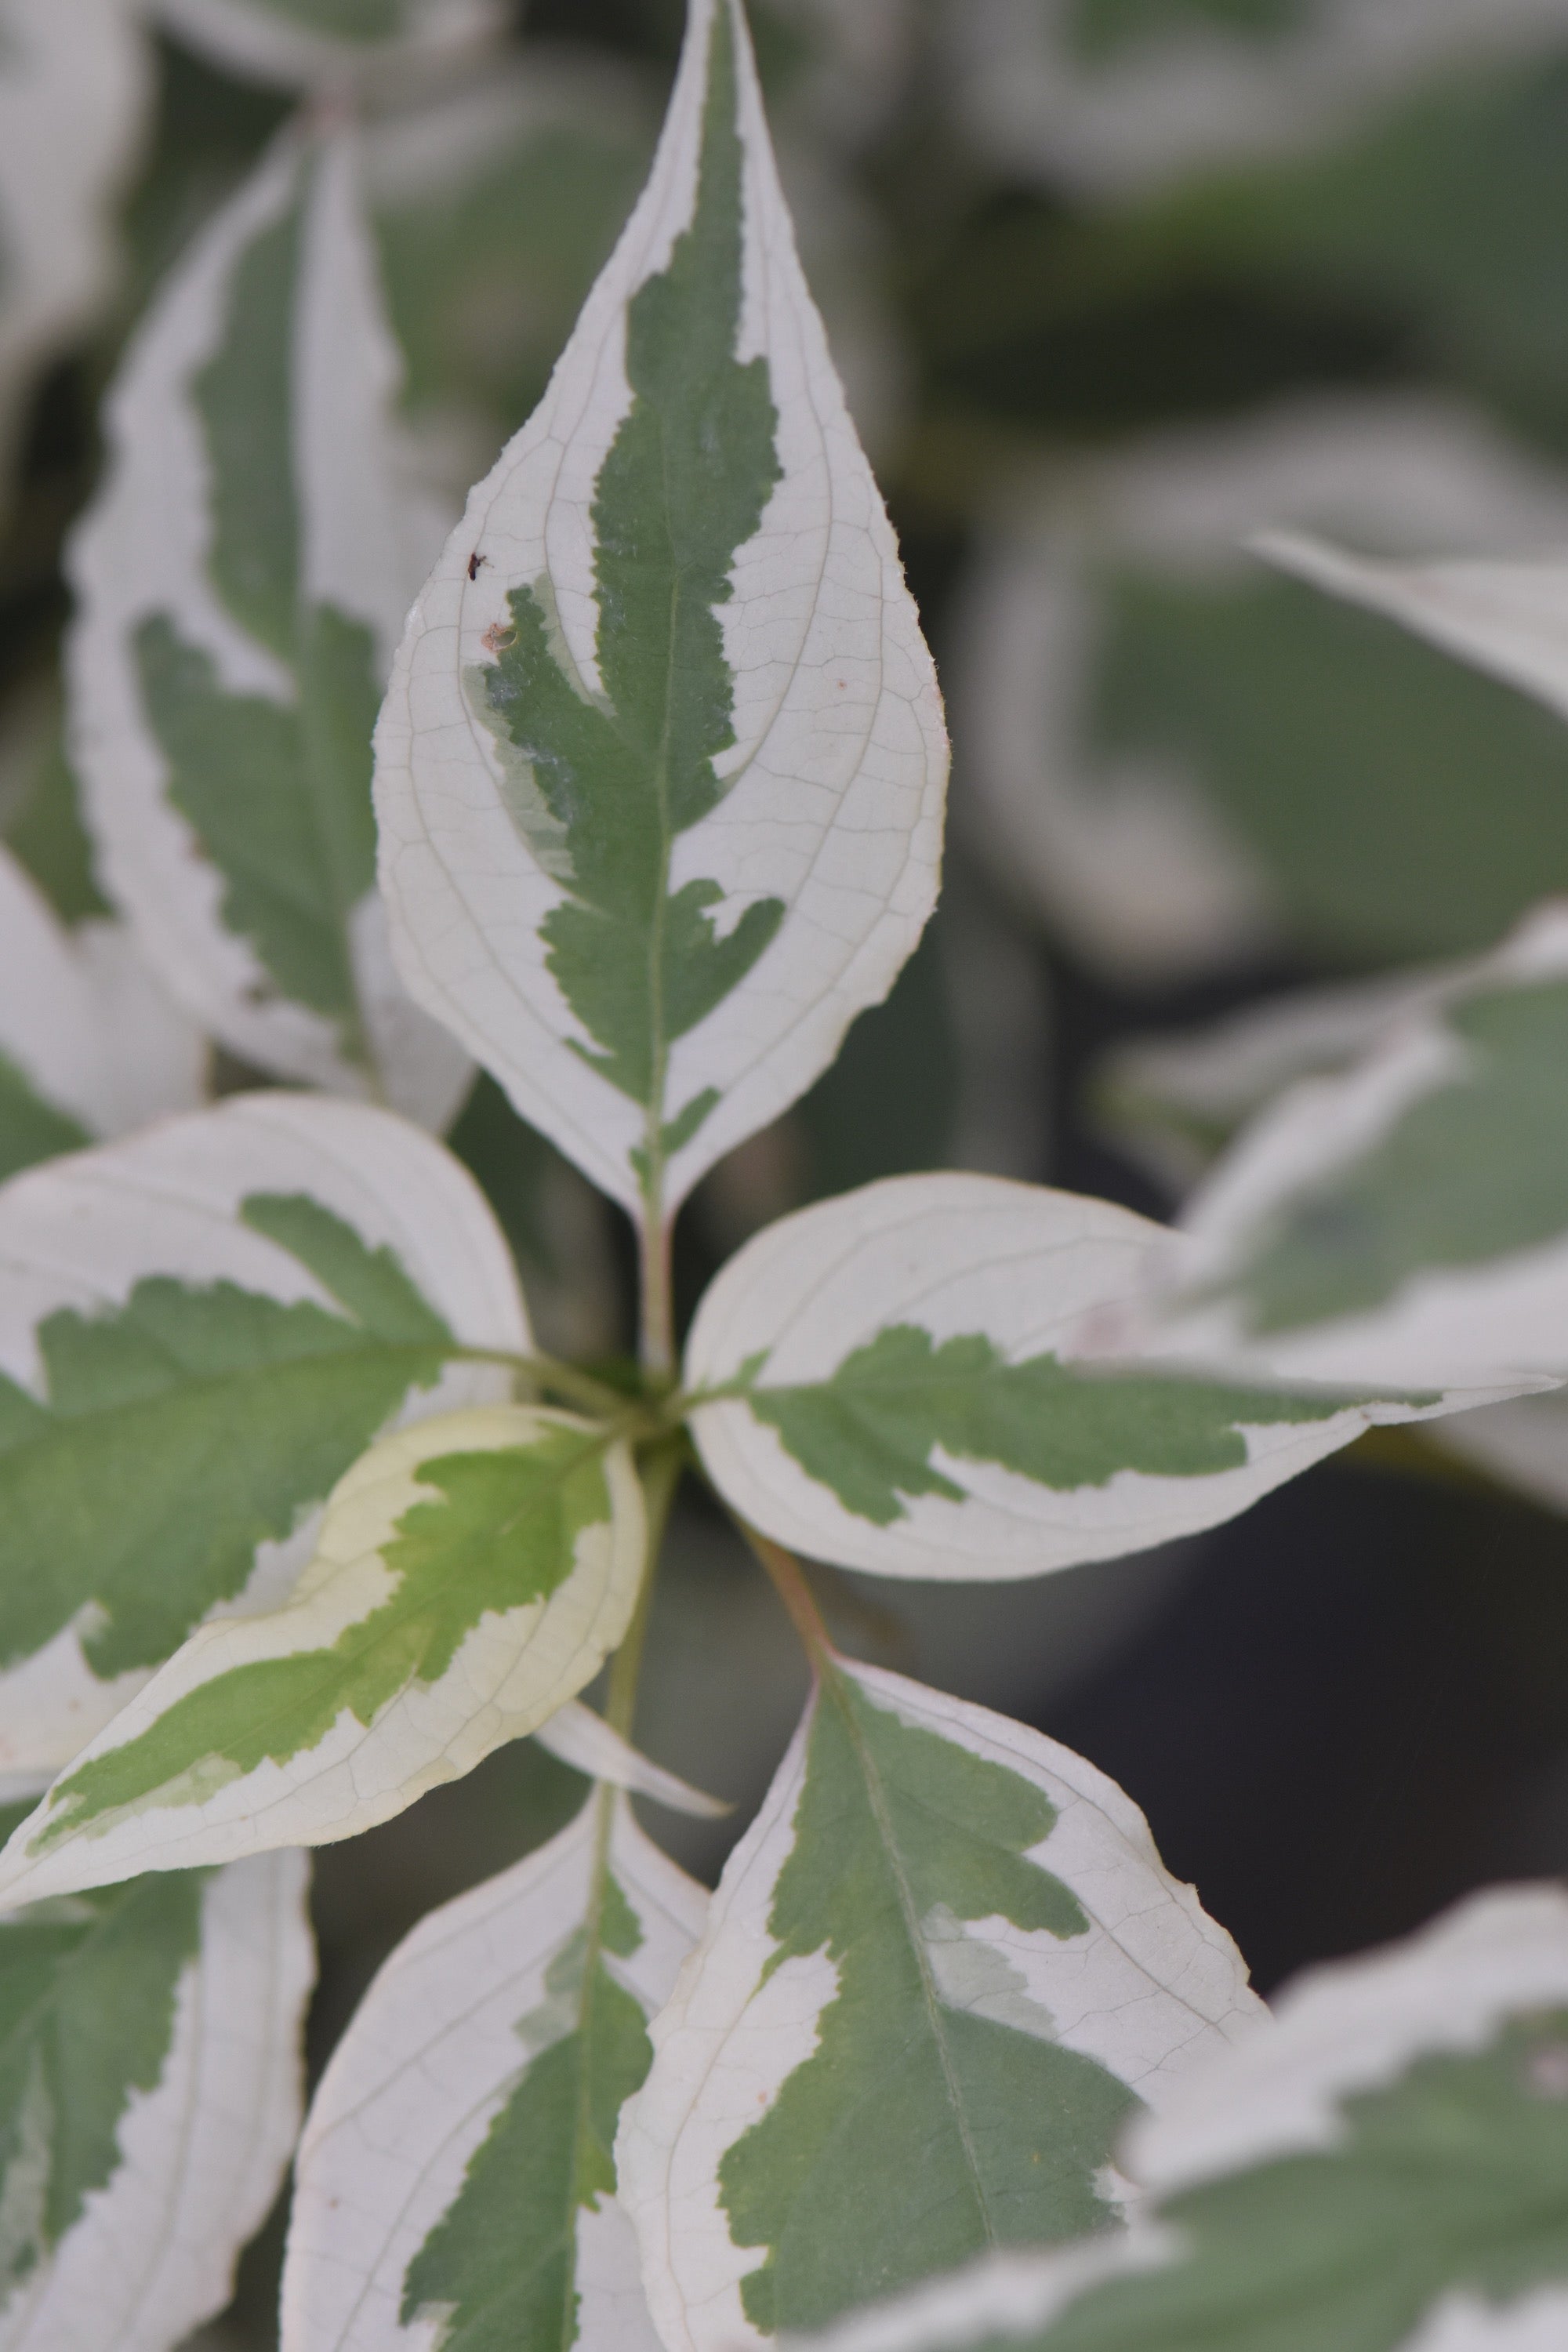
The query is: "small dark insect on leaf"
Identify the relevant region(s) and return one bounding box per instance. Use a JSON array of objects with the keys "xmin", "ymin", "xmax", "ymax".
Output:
[{"xmin": 468, "ymin": 550, "xmax": 489, "ymax": 582}]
